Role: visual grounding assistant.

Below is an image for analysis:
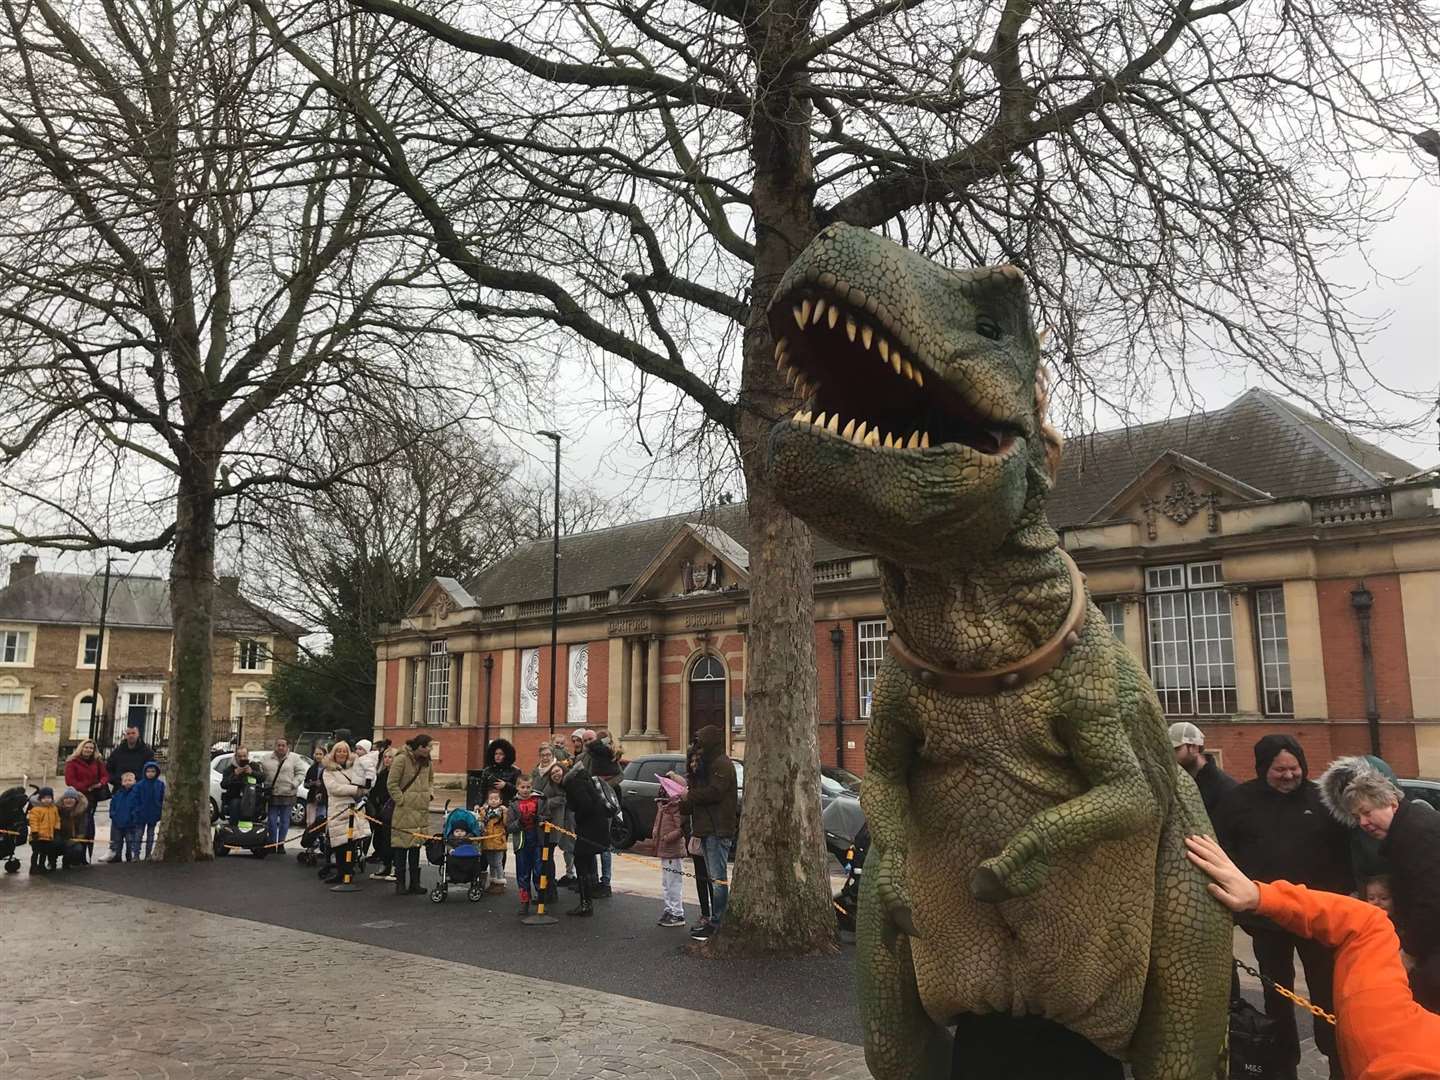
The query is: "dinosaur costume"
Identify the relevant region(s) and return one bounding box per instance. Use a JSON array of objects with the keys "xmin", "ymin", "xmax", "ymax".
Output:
[{"xmin": 765, "ymin": 224, "xmax": 1230, "ymax": 1079}]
